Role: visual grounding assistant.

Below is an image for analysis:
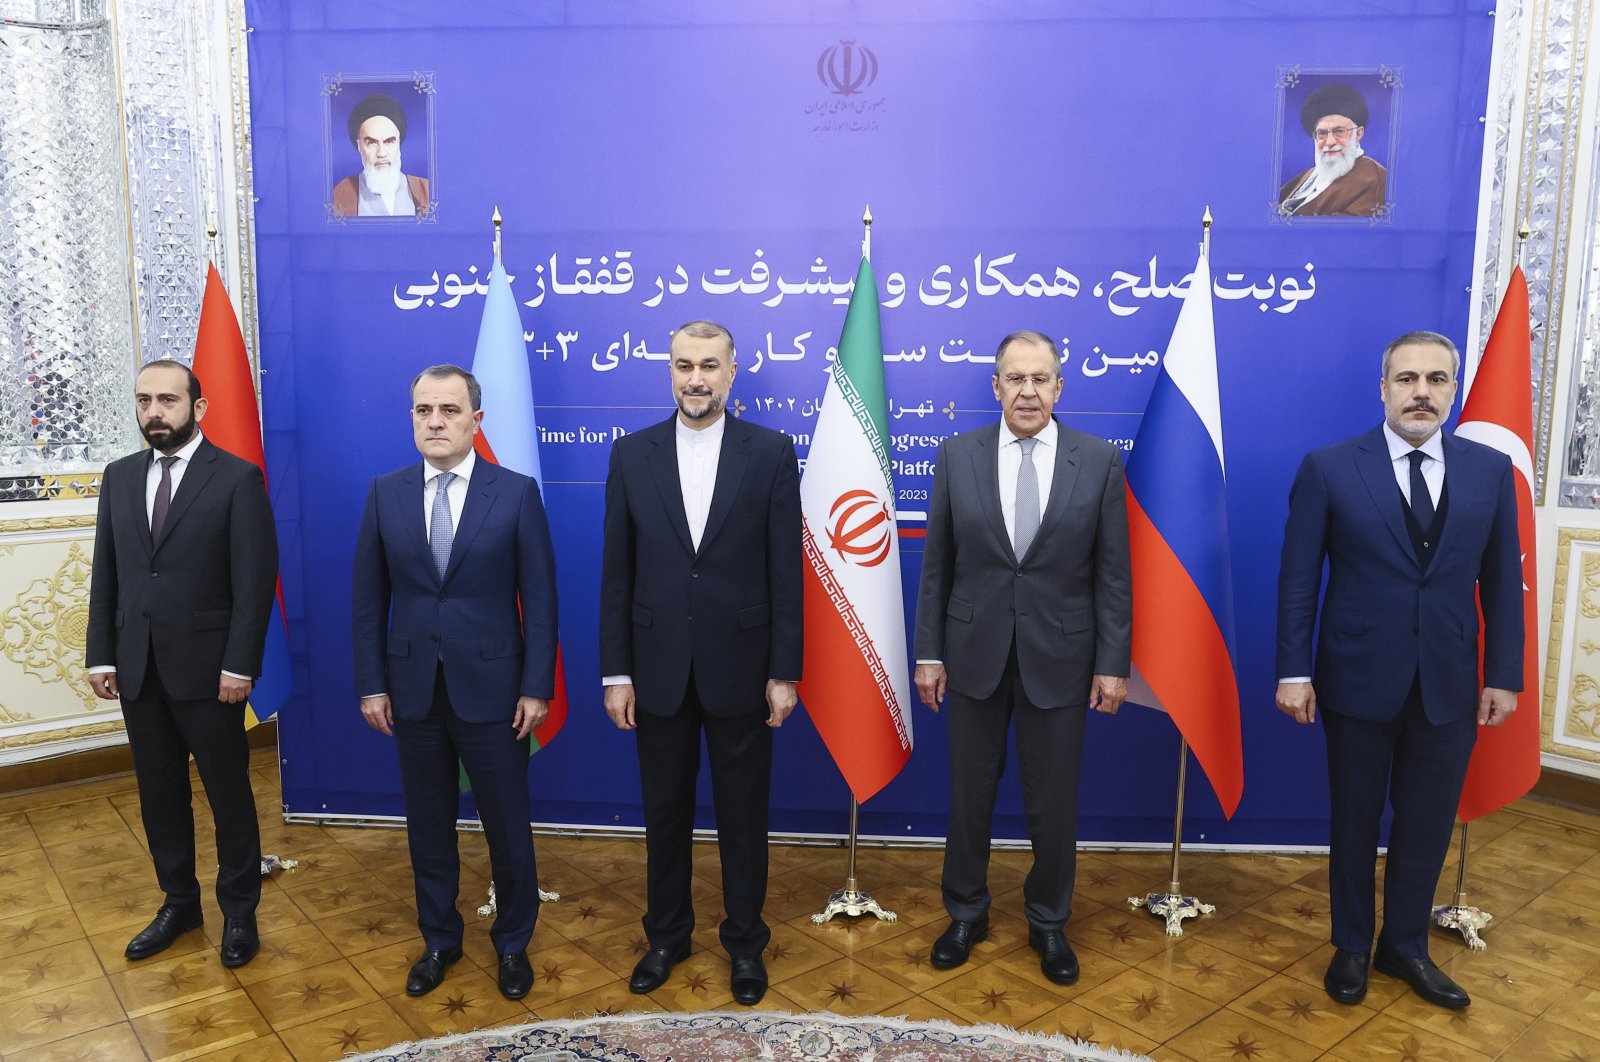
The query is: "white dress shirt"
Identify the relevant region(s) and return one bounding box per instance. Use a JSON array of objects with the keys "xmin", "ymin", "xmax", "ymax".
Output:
[
  {"xmin": 1279, "ymin": 424, "xmax": 1447, "ymax": 685},
  {"xmin": 603, "ymin": 414, "xmax": 726, "ymax": 688},
  {"xmin": 92, "ymin": 431, "xmax": 250, "ymax": 682},
  {"xmin": 423, "ymin": 449, "xmax": 475, "ymax": 538},
  {"xmin": 677, "ymin": 413, "xmax": 725, "ymax": 551},
  {"xmin": 998, "ymin": 418, "xmax": 1058, "ymax": 544}
]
